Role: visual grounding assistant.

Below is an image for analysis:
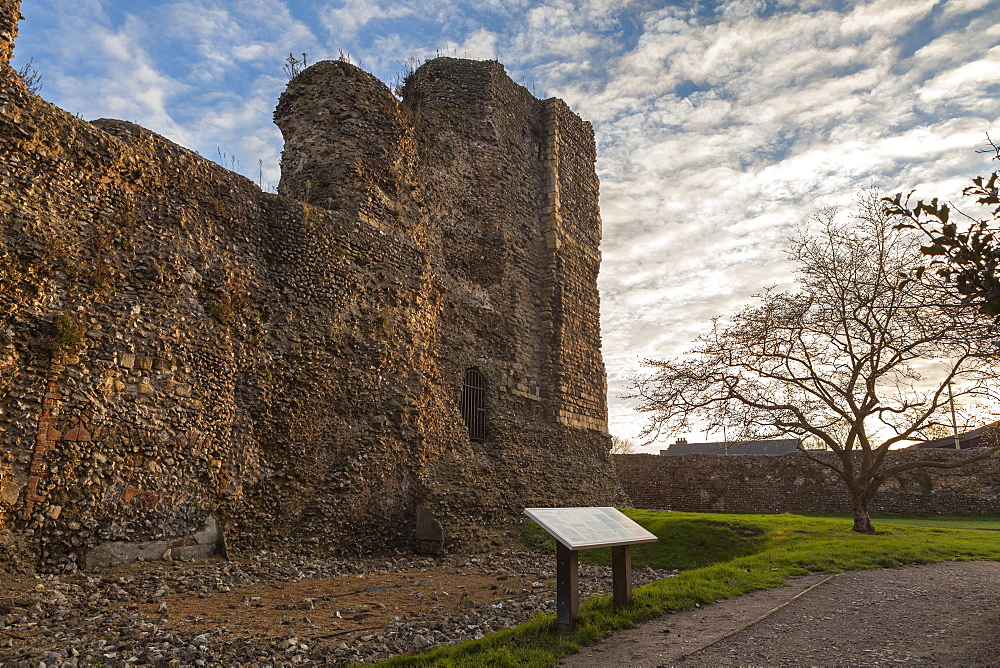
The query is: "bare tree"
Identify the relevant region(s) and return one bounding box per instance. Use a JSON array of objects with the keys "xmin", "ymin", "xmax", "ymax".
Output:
[
  {"xmin": 610, "ymin": 435, "xmax": 637, "ymax": 454},
  {"xmin": 631, "ymin": 190, "xmax": 1000, "ymax": 533},
  {"xmin": 17, "ymin": 58, "xmax": 42, "ymax": 94}
]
